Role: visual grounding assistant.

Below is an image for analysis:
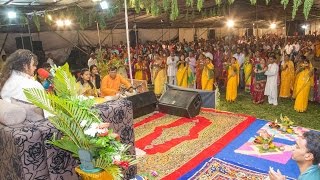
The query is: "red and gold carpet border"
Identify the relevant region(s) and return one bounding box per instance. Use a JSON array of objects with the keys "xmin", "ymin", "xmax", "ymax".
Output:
[{"xmin": 162, "ymin": 109, "xmax": 256, "ymax": 180}]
